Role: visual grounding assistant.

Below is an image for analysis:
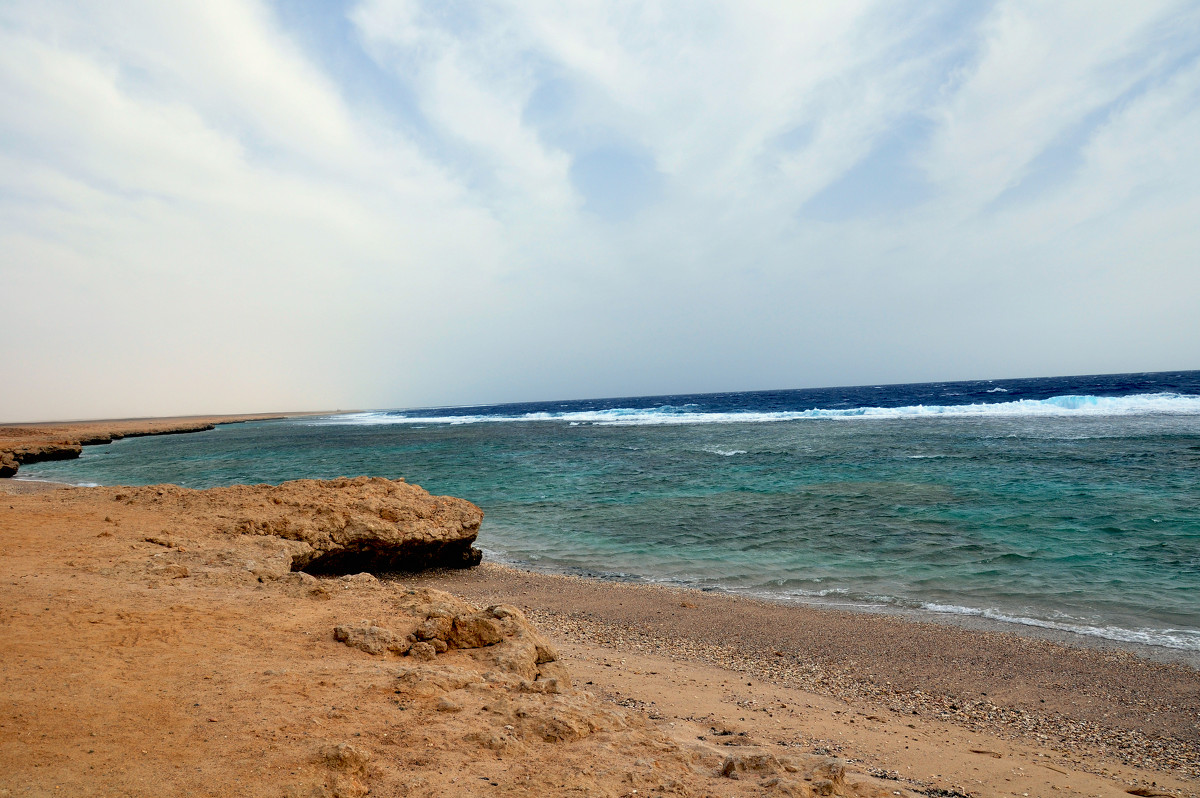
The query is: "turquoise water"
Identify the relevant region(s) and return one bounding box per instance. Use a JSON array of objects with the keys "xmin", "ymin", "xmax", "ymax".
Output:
[{"xmin": 20, "ymin": 374, "xmax": 1200, "ymax": 654}]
